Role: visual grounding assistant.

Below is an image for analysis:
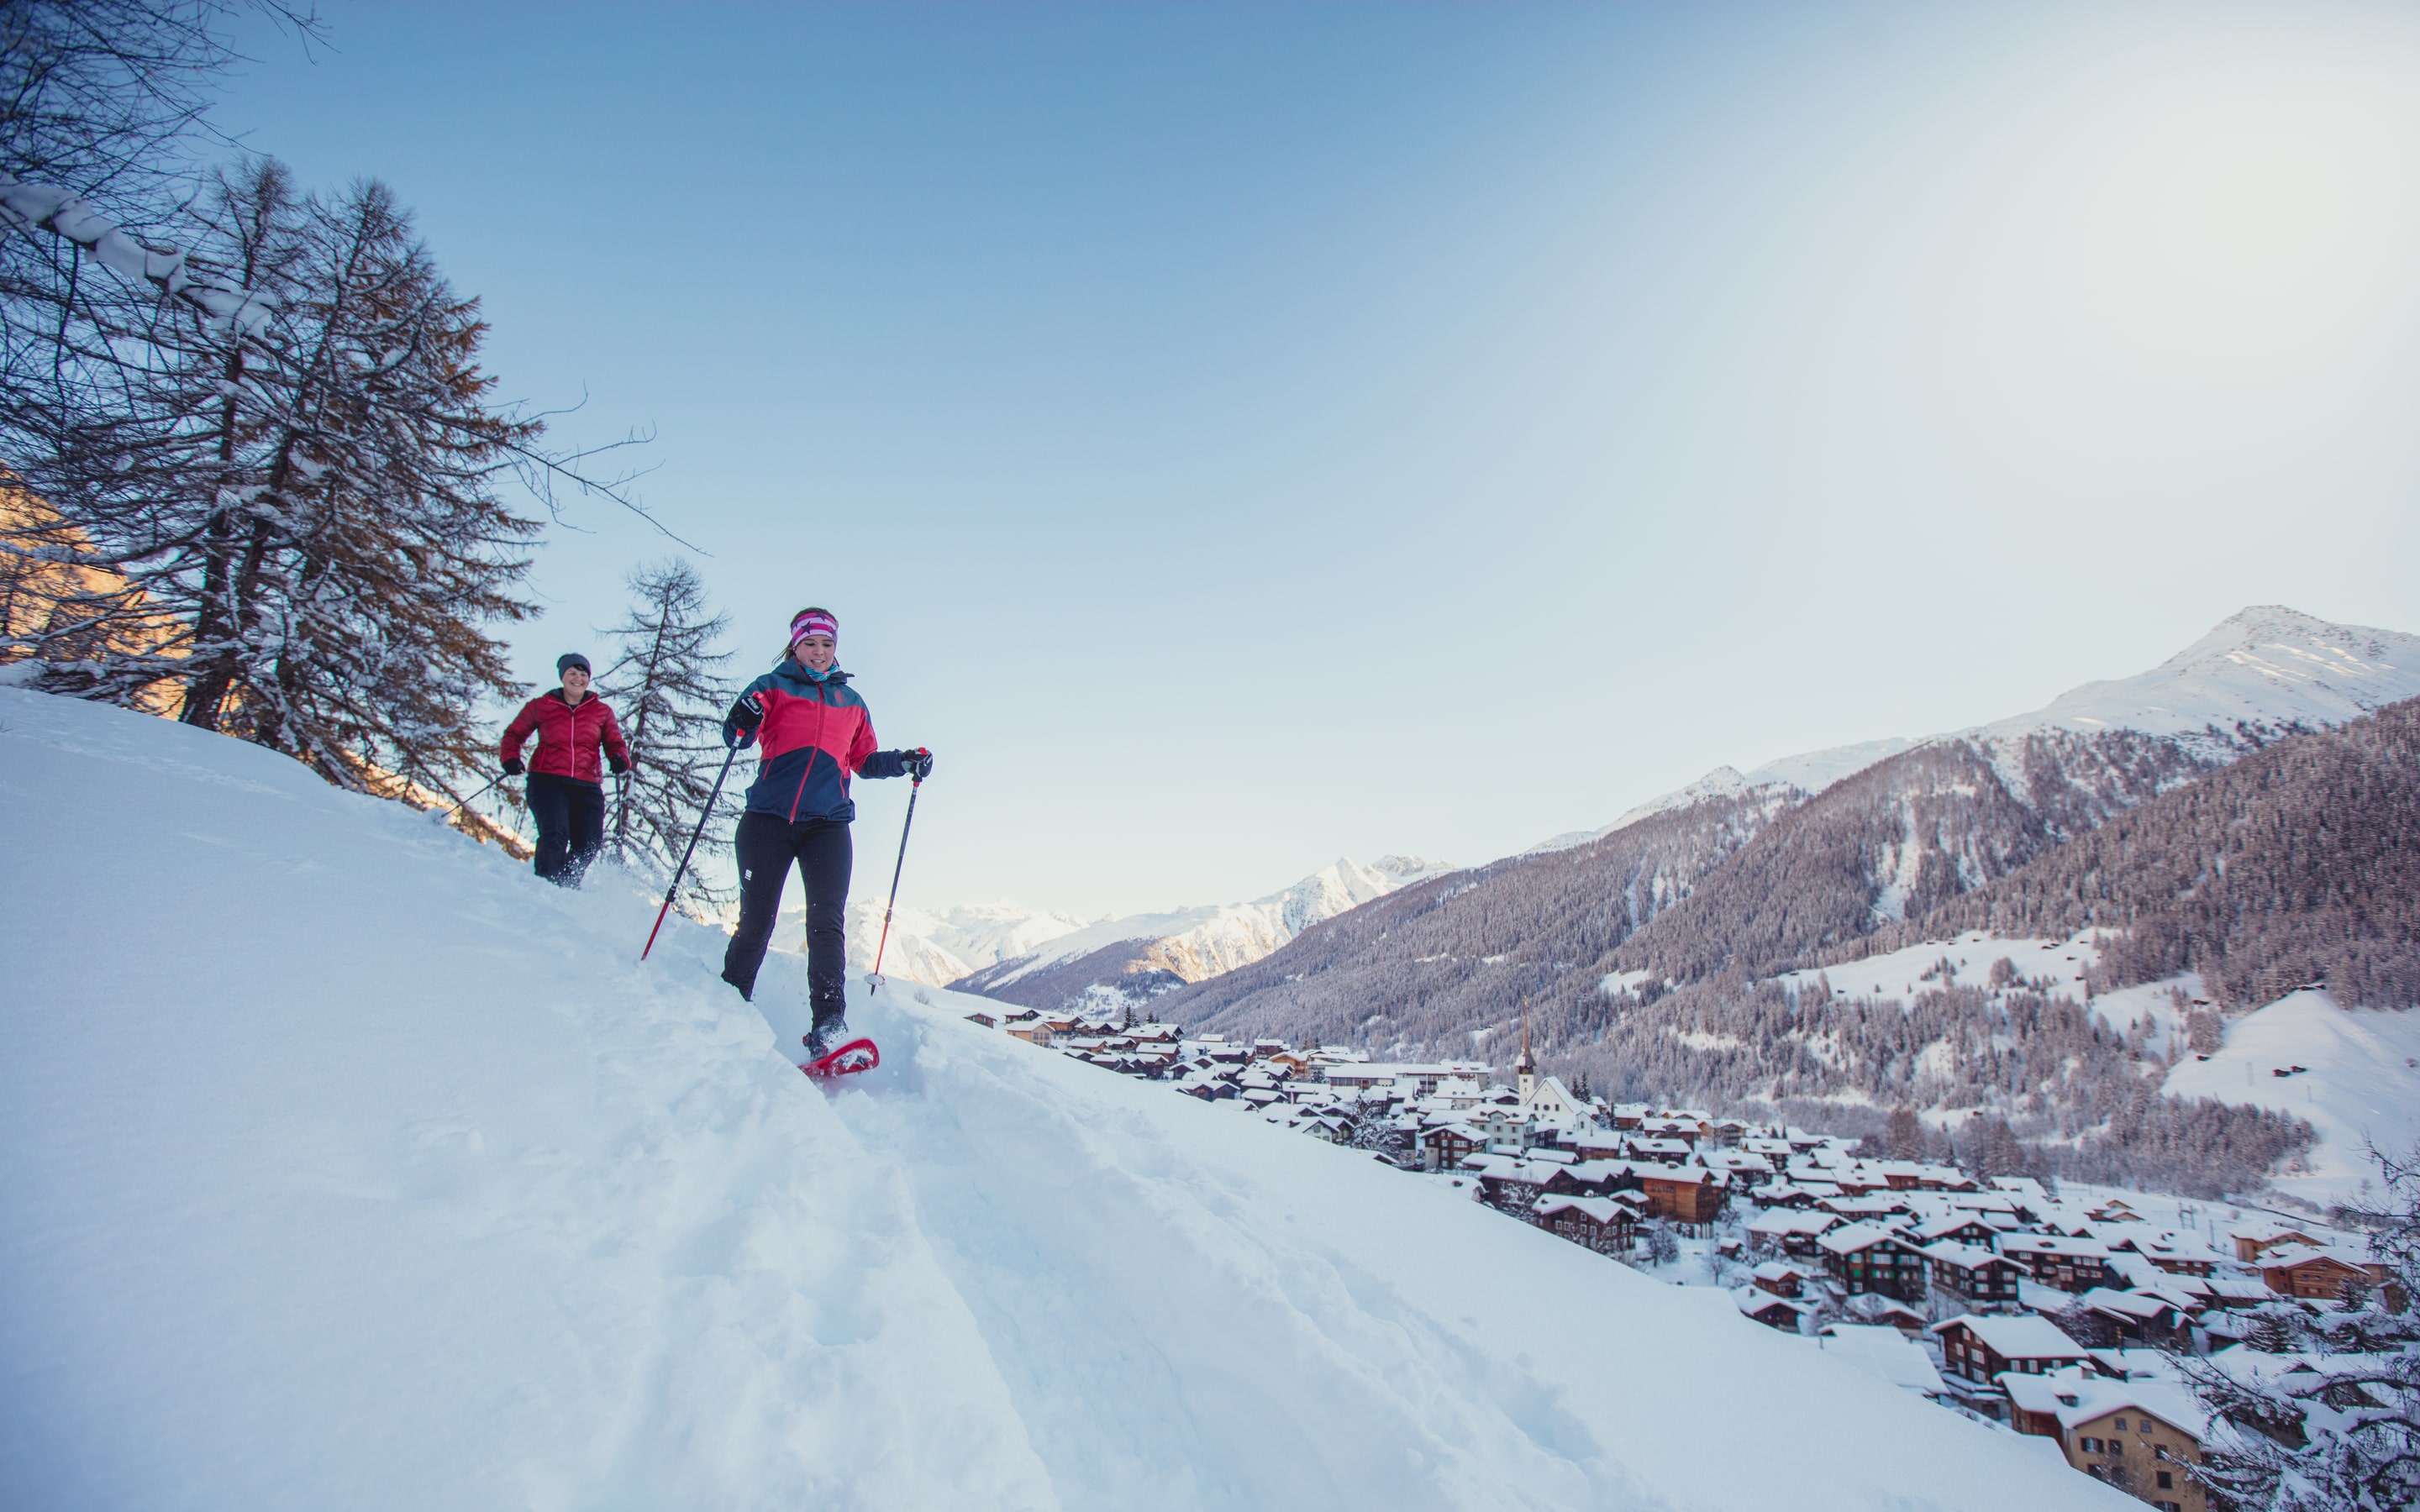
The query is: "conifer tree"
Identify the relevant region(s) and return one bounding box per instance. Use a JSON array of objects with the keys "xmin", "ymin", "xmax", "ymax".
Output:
[
  {"xmin": 2181, "ymin": 1142, "xmax": 2420, "ymax": 1510},
  {"xmin": 6, "ymin": 160, "xmax": 595, "ymax": 837},
  {"xmin": 171, "ymin": 171, "xmax": 543, "ymax": 803},
  {"xmin": 596, "ymin": 557, "xmax": 735, "ymax": 907}
]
